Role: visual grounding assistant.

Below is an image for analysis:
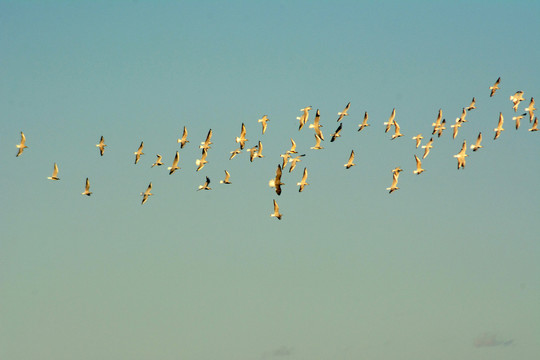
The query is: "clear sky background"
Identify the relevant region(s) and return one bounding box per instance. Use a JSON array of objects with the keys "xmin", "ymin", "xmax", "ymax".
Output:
[{"xmin": 1, "ymin": 1, "xmax": 539, "ymax": 359}]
